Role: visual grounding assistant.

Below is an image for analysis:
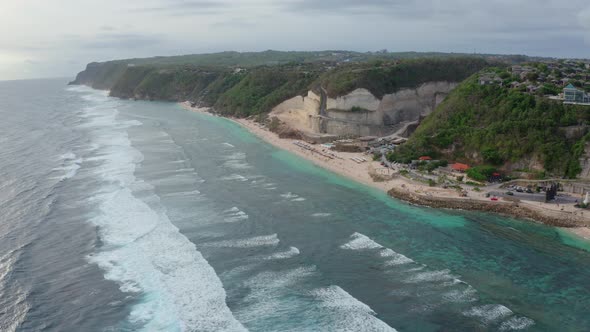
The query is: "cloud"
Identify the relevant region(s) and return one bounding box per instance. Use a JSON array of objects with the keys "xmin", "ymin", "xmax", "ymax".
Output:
[
  {"xmin": 128, "ymin": 0, "xmax": 231, "ymax": 16},
  {"xmin": 212, "ymin": 18, "xmax": 257, "ymax": 29},
  {"xmin": 283, "ymin": 0, "xmax": 434, "ymax": 17},
  {"xmin": 62, "ymin": 33, "xmax": 166, "ymax": 50}
]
